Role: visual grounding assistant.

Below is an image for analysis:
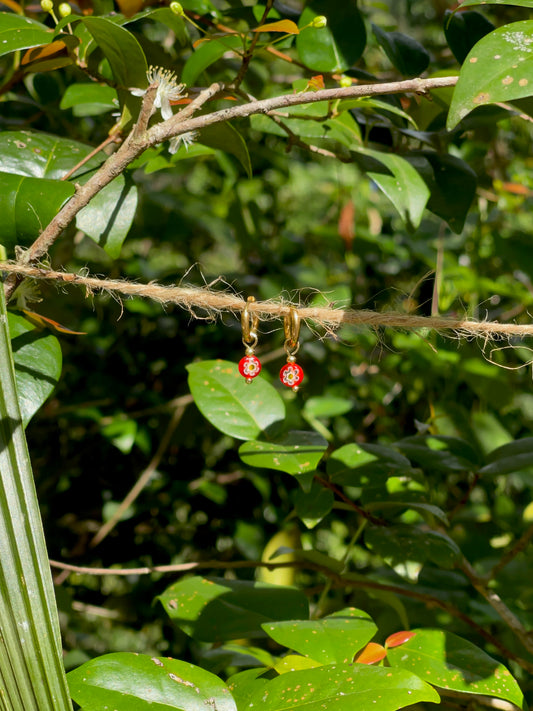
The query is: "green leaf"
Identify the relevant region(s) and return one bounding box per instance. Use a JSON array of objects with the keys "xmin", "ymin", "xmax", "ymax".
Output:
[
  {"xmin": 444, "ymin": 10, "xmax": 495, "ymax": 65},
  {"xmin": 238, "ymin": 431, "xmax": 328, "ymax": 476},
  {"xmin": 249, "ymin": 664, "xmax": 440, "ymax": 711},
  {"xmin": 447, "ymin": 21, "xmax": 533, "ymax": 129},
  {"xmin": 409, "ymin": 152, "xmax": 477, "ymax": 233},
  {"xmin": 75, "ymin": 173, "xmax": 138, "ymax": 258},
  {"xmin": 157, "ymin": 576, "xmax": 309, "ymax": 642},
  {"xmin": 387, "ymin": 629, "xmax": 524, "ymax": 708},
  {"xmin": 187, "ymin": 360, "xmax": 285, "ymax": 441},
  {"xmin": 262, "ymin": 607, "xmax": 377, "ymax": 664},
  {"xmin": 303, "ymin": 396, "xmax": 354, "ymax": 419},
  {"xmin": 0, "ymin": 171, "xmax": 75, "ymax": 249},
  {"xmin": 0, "ymin": 12, "xmax": 52, "ymax": 58},
  {"xmin": 365, "ymin": 526, "xmax": 462, "ymax": 569},
  {"xmin": 479, "ymin": 436, "xmax": 533, "ymax": 475},
  {"xmin": 198, "ymin": 122, "xmax": 252, "ymax": 177},
  {"xmin": 296, "ymin": 0, "xmax": 366, "ymax": 73},
  {"xmin": 228, "ymin": 668, "xmax": 269, "ymax": 711},
  {"xmin": 327, "ymin": 442, "xmax": 411, "ymax": 486},
  {"xmin": 0, "ymin": 287, "xmax": 72, "ymax": 711},
  {"xmin": 294, "ymin": 480, "xmax": 334, "ymax": 528},
  {"xmin": 68, "ymin": 652, "xmax": 238, "ymax": 711},
  {"xmin": 352, "ymin": 147, "xmax": 430, "ymax": 229},
  {"xmin": 182, "ymin": 34, "xmax": 242, "ymax": 86},
  {"xmin": 372, "ymin": 25, "xmax": 430, "ymax": 77},
  {"xmin": 82, "ymin": 16, "xmax": 148, "ymax": 88},
  {"xmin": 60, "ymin": 83, "xmax": 118, "ymax": 116},
  {"xmin": 9, "ymin": 312, "xmax": 62, "ymax": 428},
  {"xmin": 395, "ymin": 435, "xmax": 480, "ymax": 472}
]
